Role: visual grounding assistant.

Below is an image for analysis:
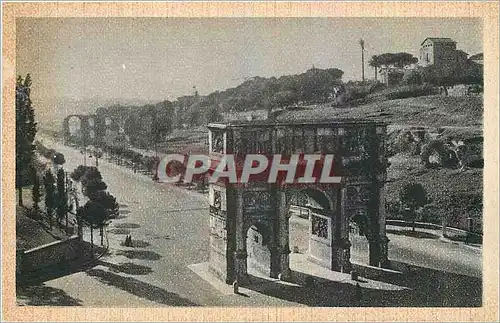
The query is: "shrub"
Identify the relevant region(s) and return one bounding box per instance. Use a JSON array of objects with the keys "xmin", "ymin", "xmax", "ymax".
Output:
[
  {"xmin": 402, "ymin": 70, "xmax": 423, "ymax": 85},
  {"xmin": 420, "ymin": 140, "xmax": 459, "ymax": 169},
  {"xmin": 368, "ymin": 81, "xmax": 386, "ymax": 93},
  {"xmin": 399, "ymin": 182, "xmax": 428, "ymax": 231},
  {"xmin": 345, "ymin": 86, "xmax": 369, "ymax": 102},
  {"xmin": 385, "ymin": 201, "xmax": 402, "ymax": 219},
  {"xmin": 396, "ymin": 131, "xmax": 418, "ymax": 155},
  {"xmin": 385, "ymin": 84, "xmax": 438, "ymax": 100}
]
